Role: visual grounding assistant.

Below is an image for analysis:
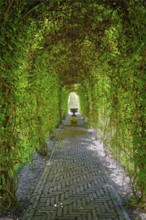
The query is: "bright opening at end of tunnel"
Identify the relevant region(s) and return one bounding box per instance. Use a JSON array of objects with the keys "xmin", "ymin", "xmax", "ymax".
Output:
[{"xmin": 68, "ymin": 92, "xmax": 80, "ymax": 114}]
